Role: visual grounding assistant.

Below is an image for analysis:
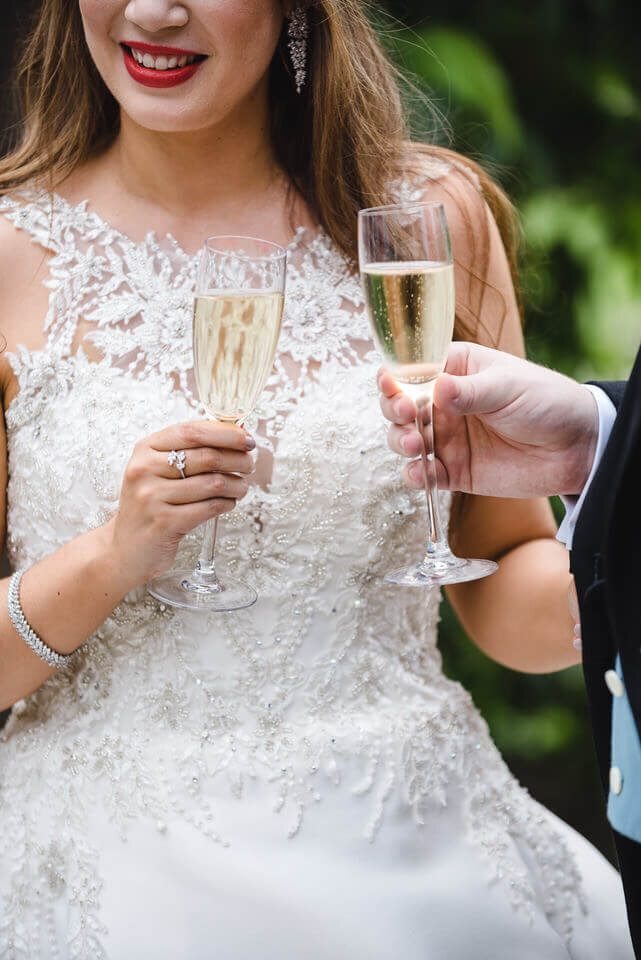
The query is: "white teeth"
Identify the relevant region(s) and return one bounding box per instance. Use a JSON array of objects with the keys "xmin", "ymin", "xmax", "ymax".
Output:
[{"xmin": 129, "ymin": 48, "xmax": 198, "ymax": 70}]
